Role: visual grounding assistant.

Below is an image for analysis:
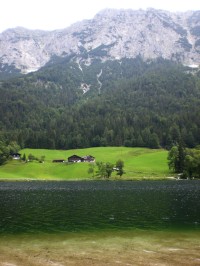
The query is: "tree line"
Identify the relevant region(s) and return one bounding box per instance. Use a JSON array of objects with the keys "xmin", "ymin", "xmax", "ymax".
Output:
[
  {"xmin": 0, "ymin": 58, "xmax": 200, "ymax": 151},
  {"xmin": 168, "ymin": 141, "xmax": 200, "ymax": 179}
]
